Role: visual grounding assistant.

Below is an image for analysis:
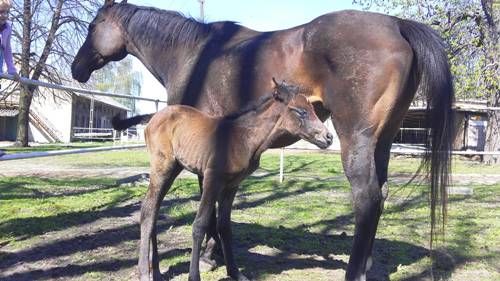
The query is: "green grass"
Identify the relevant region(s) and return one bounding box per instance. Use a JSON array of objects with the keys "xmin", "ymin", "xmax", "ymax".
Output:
[
  {"xmin": 0, "ymin": 151, "xmax": 498, "ymax": 280},
  {"xmin": 0, "ymin": 177, "xmax": 145, "ymax": 245}
]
